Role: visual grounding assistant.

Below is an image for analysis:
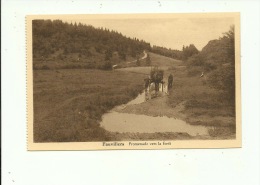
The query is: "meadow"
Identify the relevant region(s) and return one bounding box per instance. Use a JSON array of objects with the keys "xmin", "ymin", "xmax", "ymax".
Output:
[
  {"xmin": 166, "ymin": 65, "xmax": 236, "ymax": 138},
  {"xmin": 33, "ymin": 69, "xmax": 146, "ymax": 142},
  {"xmin": 33, "ymin": 52, "xmax": 236, "ymax": 142}
]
